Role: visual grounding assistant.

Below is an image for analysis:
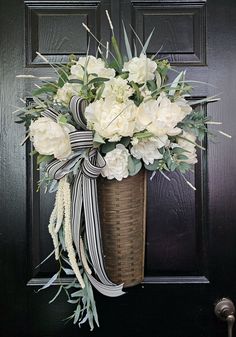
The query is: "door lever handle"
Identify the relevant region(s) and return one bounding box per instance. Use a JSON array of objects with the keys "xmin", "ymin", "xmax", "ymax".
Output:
[{"xmin": 215, "ymin": 298, "xmax": 235, "ymax": 337}]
